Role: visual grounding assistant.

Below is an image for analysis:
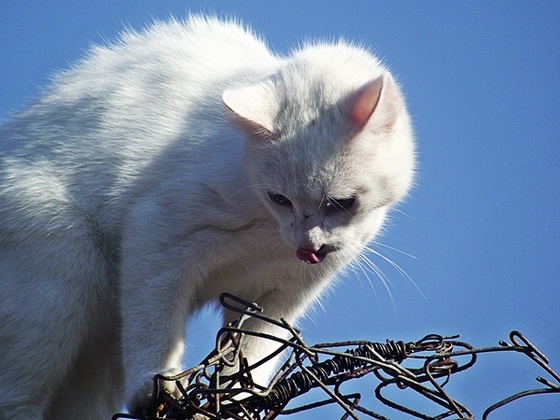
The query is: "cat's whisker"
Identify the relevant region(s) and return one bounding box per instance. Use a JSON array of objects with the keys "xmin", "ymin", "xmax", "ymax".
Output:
[
  {"xmin": 354, "ymin": 249, "xmax": 398, "ymax": 318},
  {"xmin": 391, "ymin": 206, "xmax": 415, "ymax": 219},
  {"xmin": 347, "ymin": 251, "xmax": 382, "ymax": 307},
  {"xmin": 357, "ymin": 250, "xmax": 397, "ymax": 294},
  {"xmin": 373, "ymin": 241, "xmax": 418, "ymax": 260},
  {"xmin": 364, "ymin": 244, "xmax": 427, "ymax": 301}
]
